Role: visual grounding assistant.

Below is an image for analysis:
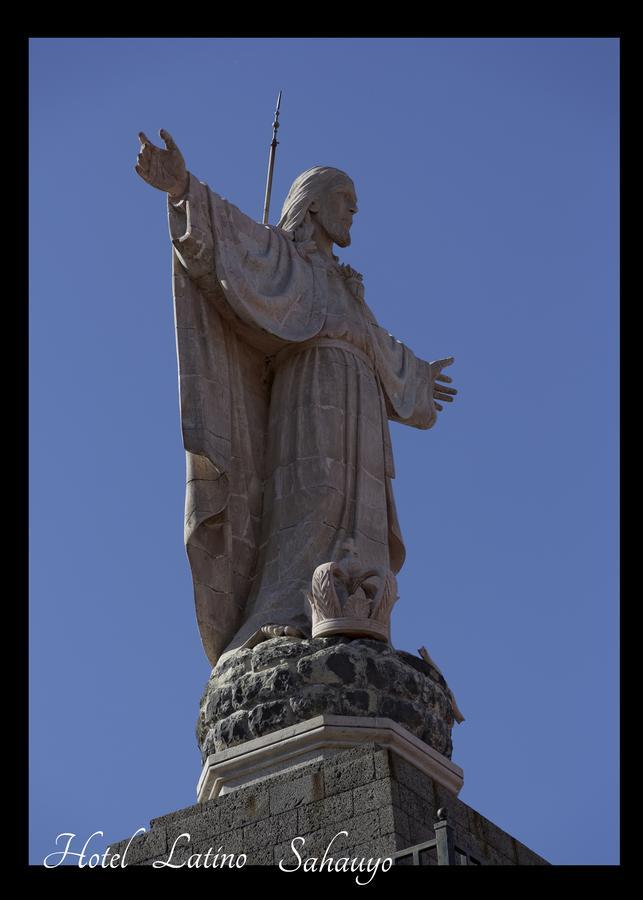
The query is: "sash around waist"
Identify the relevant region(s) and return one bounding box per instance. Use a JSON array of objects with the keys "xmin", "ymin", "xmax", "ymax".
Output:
[{"xmin": 270, "ymin": 337, "xmax": 375, "ymax": 372}]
